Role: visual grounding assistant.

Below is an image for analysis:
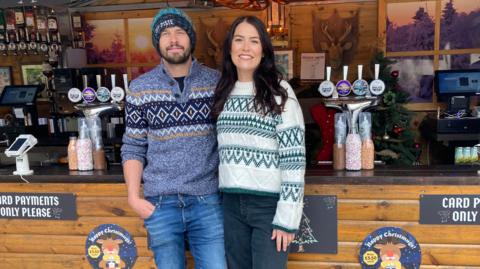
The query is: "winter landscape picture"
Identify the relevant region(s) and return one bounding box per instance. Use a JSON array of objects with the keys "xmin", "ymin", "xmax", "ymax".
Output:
[
  {"xmin": 85, "ymin": 19, "xmax": 126, "ymax": 64},
  {"xmin": 128, "ymin": 18, "xmax": 160, "ymax": 64},
  {"xmin": 386, "ymin": 1, "xmax": 436, "ymax": 52}
]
